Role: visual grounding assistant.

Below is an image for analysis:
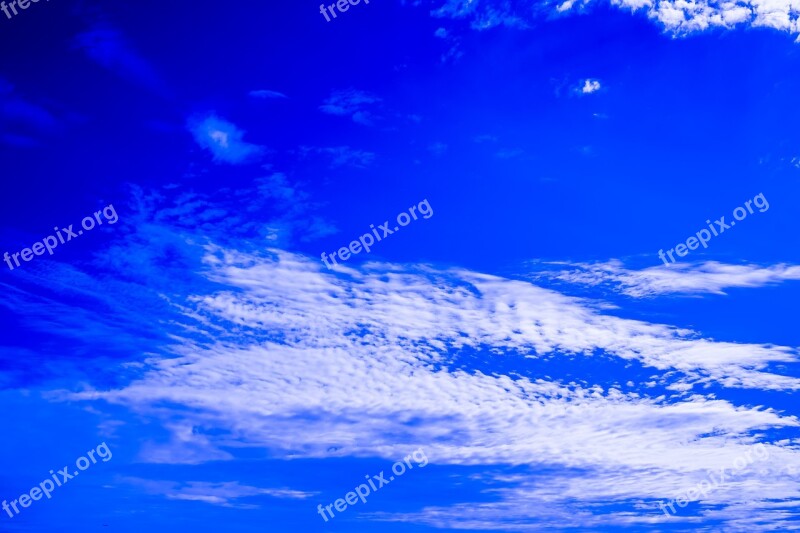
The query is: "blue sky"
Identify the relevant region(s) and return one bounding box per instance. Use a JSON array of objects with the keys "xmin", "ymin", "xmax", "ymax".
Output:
[{"xmin": 2, "ymin": 0, "xmax": 800, "ymax": 531}]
